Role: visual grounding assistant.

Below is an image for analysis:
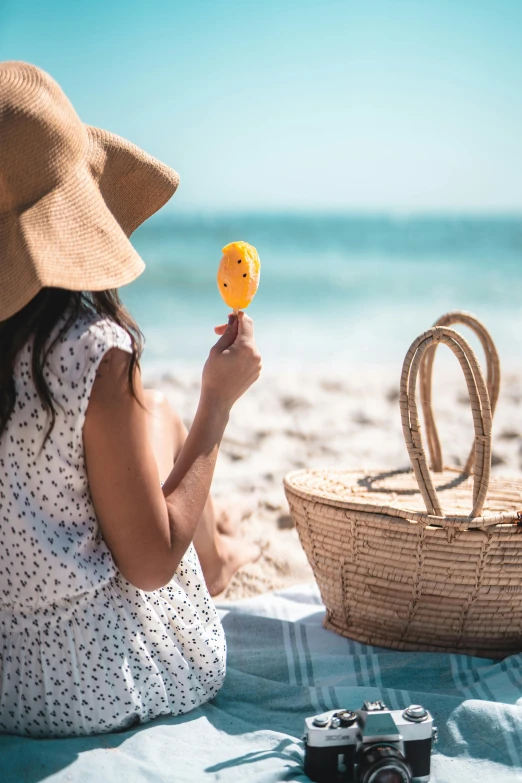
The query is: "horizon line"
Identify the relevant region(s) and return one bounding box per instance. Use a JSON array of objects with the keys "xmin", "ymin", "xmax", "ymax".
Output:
[{"xmin": 145, "ymin": 208, "xmax": 522, "ymax": 221}]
